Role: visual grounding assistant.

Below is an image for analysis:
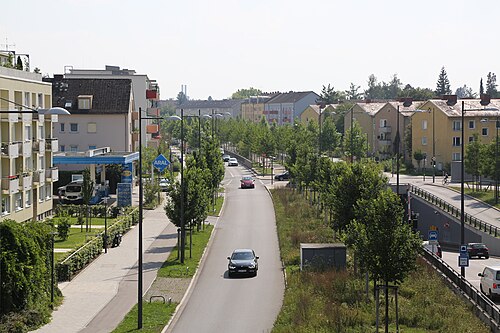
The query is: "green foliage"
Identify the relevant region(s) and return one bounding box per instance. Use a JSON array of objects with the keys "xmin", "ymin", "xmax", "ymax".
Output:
[
  {"xmin": 435, "ymin": 66, "xmax": 452, "ymax": 96},
  {"xmin": 112, "ymin": 301, "xmax": 177, "ymax": 333},
  {"xmin": 343, "ymin": 120, "xmax": 367, "ymax": 160},
  {"xmin": 55, "ymin": 213, "xmax": 71, "ymax": 241},
  {"xmin": 231, "ymin": 87, "xmax": 262, "ymax": 99}
]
